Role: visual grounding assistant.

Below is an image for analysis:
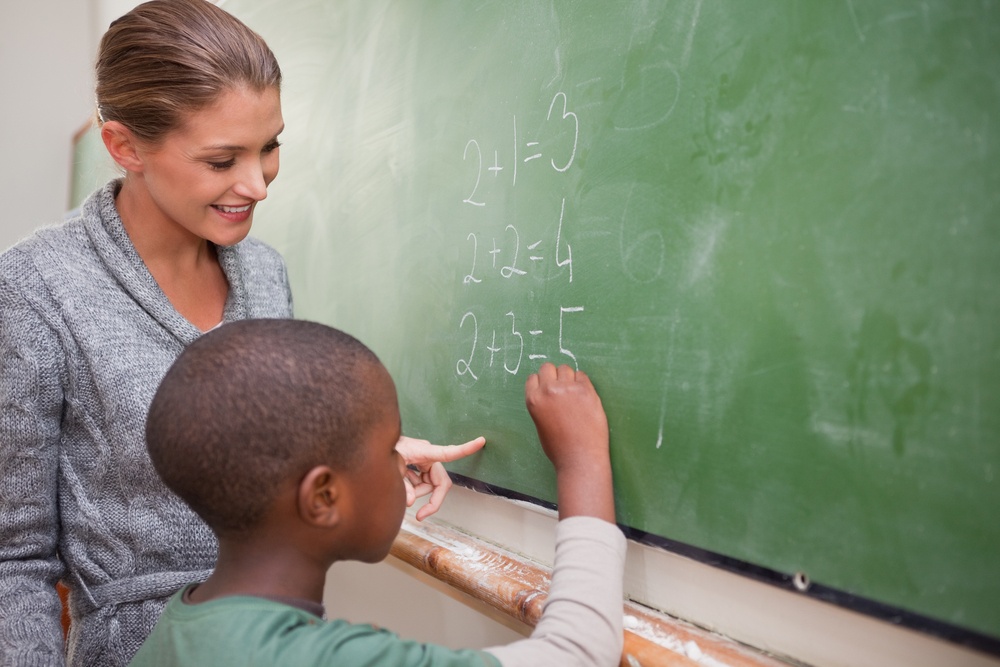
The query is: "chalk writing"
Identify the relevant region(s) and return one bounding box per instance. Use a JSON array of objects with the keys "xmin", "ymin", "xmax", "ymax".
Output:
[
  {"xmin": 462, "ymin": 201, "xmax": 574, "ymax": 283},
  {"xmin": 456, "ymin": 93, "xmax": 584, "ymax": 383},
  {"xmin": 462, "ymin": 139, "xmax": 485, "ymax": 207},
  {"xmin": 456, "ymin": 306, "xmax": 586, "ymax": 384},
  {"xmin": 463, "ymin": 233, "xmax": 482, "ymax": 285},
  {"xmin": 455, "ymin": 311, "xmax": 479, "ymax": 380},
  {"xmin": 462, "ymin": 92, "xmax": 580, "ymax": 206},
  {"xmin": 546, "ymin": 92, "xmax": 578, "ymax": 172}
]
